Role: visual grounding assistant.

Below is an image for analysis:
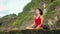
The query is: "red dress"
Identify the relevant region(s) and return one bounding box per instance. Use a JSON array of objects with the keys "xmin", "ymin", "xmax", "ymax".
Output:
[{"xmin": 35, "ymin": 16, "xmax": 43, "ymax": 28}]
